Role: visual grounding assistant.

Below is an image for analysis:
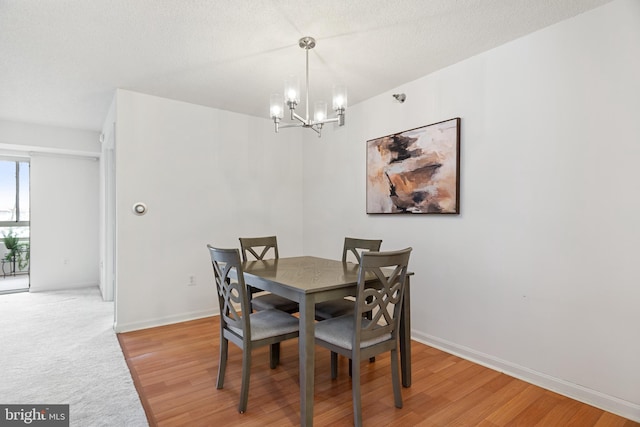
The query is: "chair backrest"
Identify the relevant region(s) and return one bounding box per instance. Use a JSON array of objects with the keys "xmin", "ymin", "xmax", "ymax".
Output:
[
  {"xmin": 342, "ymin": 237, "xmax": 383, "ymax": 263},
  {"xmin": 207, "ymin": 245, "xmax": 250, "ymax": 336},
  {"xmin": 354, "ymin": 248, "xmax": 412, "ymax": 346},
  {"xmin": 239, "ymin": 236, "xmax": 279, "ymax": 262}
]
